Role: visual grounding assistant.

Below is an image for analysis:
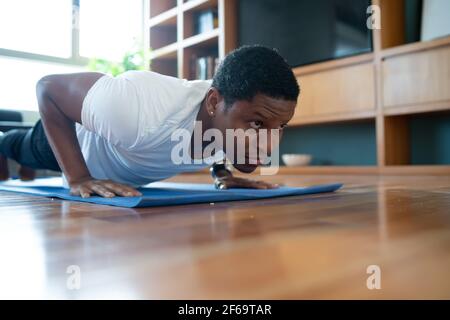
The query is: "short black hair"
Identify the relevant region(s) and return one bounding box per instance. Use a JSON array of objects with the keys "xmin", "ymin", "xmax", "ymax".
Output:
[{"xmin": 212, "ymin": 45, "xmax": 300, "ymax": 106}]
